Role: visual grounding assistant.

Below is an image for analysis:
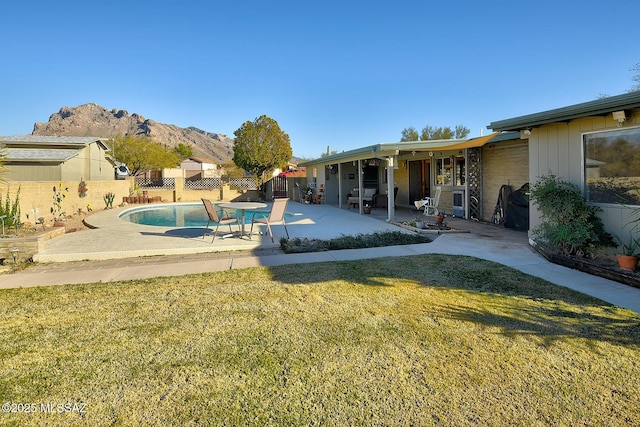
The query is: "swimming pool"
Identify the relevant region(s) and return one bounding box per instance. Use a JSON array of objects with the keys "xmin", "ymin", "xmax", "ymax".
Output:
[{"xmin": 119, "ymin": 203, "xmax": 284, "ymax": 227}]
